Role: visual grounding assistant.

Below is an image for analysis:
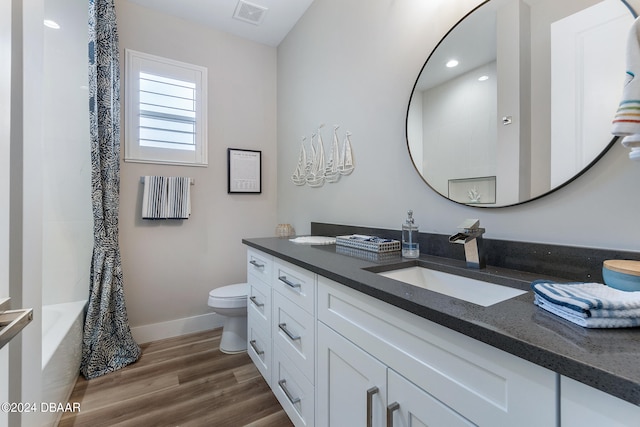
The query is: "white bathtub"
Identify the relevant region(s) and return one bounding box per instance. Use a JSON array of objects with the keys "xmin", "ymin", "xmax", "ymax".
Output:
[{"xmin": 41, "ymin": 301, "xmax": 86, "ymax": 426}]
